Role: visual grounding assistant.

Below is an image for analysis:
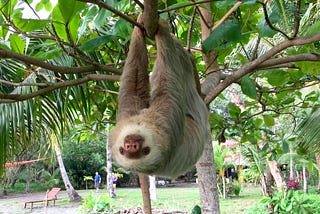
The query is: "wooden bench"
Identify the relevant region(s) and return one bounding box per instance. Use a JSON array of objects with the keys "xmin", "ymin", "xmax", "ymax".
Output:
[{"xmin": 22, "ymin": 187, "xmax": 61, "ymax": 210}]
